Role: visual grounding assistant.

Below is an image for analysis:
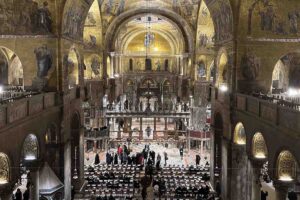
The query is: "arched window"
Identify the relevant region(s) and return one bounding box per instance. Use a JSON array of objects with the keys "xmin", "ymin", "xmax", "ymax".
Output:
[
  {"xmin": 45, "ymin": 125, "xmax": 58, "ymax": 144},
  {"xmin": 0, "ymin": 153, "xmax": 9, "ymax": 184},
  {"xmin": 252, "ymin": 132, "xmax": 268, "ymax": 159},
  {"xmin": 129, "ymin": 59, "xmax": 133, "ymax": 71},
  {"xmin": 0, "ymin": 47, "xmax": 24, "ymax": 86},
  {"xmin": 277, "ymin": 150, "xmax": 297, "ymax": 182},
  {"xmin": 233, "ymin": 122, "xmax": 246, "ymax": 145},
  {"xmin": 164, "ymin": 59, "xmax": 169, "ymax": 71},
  {"xmin": 68, "ymin": 49, "xmax": 79, "ymax": 88},
  {"xmin": 216, "ymin": 53, "xmax": 228, "ymax": 87},
  {"xmin": 22, "ymin": 134, "xmax": 39, "ymax": 161}
]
